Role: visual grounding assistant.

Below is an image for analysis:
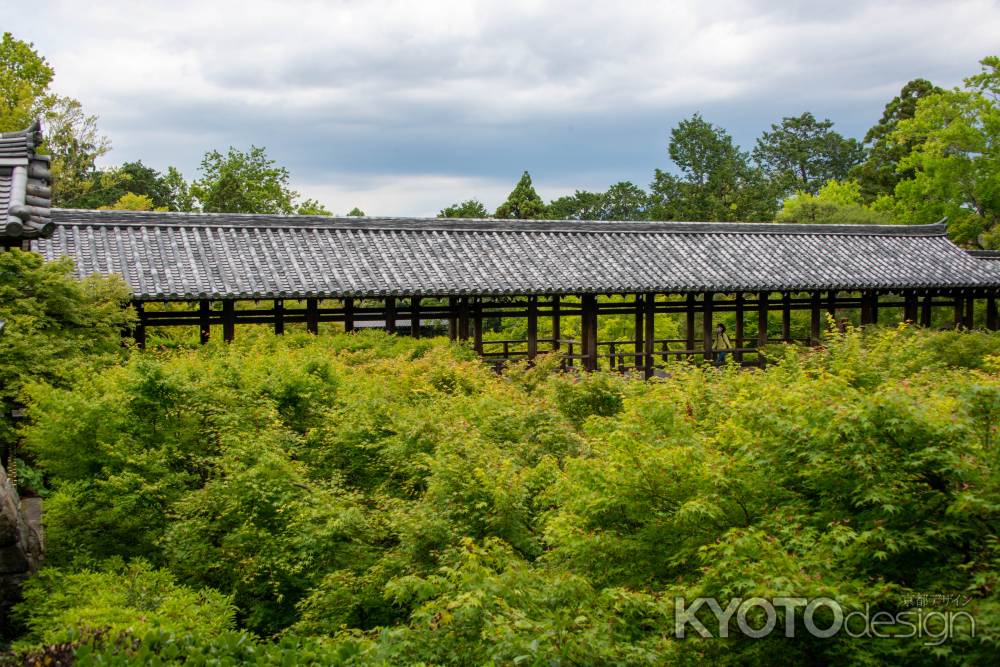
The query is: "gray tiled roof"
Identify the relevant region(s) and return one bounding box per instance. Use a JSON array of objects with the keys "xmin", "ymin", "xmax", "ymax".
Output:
[
  {"xmin": 1, "ymin": 122, "xmax": 53, "ymax": 243},
  {"xmin": 35, "ymin": 209, "xmax": 1000, "ymax": 301}
]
